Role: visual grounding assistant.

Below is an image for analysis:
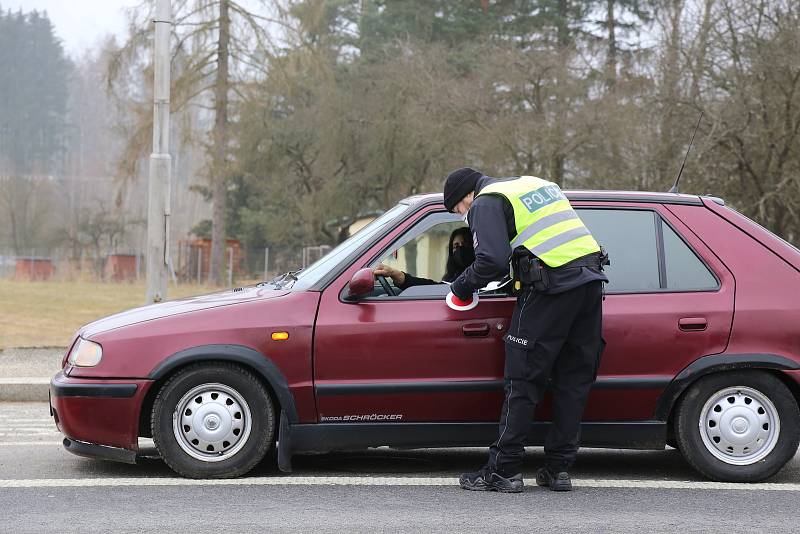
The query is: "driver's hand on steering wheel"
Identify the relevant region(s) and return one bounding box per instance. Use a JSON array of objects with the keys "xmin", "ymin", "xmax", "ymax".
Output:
[{"xmin": 373, "ymin": 263, "xmax": 405, "ymax": 286}]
